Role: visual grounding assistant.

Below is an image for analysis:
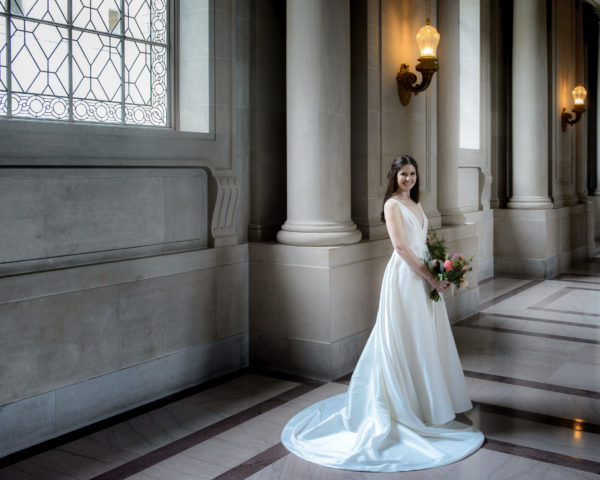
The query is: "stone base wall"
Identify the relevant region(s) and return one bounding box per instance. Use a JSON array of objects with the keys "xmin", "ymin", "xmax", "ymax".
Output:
[
  {"xmin": 493, "ymin": 203, "xmax": 594, "ymax": 278},
  {"xmin": 463, "ymin": 209, "xmax": 495, "ymax": 281},
  {"xmin": 0, "ymin": 245, "xmax": 249, "ymax": 457}
]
